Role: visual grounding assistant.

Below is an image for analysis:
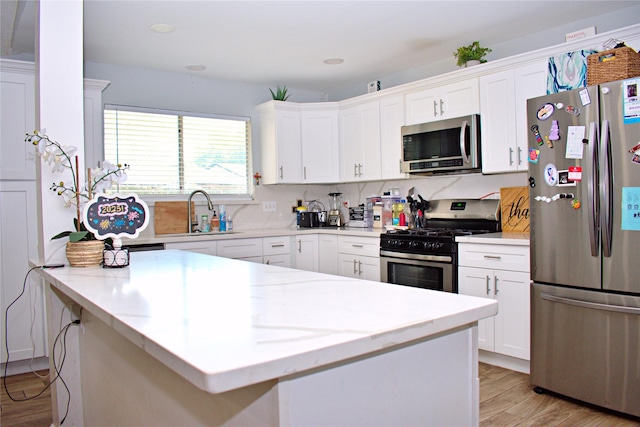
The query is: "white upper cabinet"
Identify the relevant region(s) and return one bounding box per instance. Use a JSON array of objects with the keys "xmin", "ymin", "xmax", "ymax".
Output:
[
  {"xmin": 257, "ymin": 101, "xmax": 302, "ymax": 184},
  {"xmin": 258, "ymin": 101, "xmax": 339, "ymax": 184},
  {"xmin": 480, "ymin": 61, "xmax": 547, "ymax": 174},
  {"xmin": 379, "ymin": 95, "xmax": 407, "ymax": 180},
  {"xmin": 300, "ymin": 106, "xmax": 340, "ymax": 183},
  {"xmin": 404, "ymin": 78, "xmax": 479, "ymax": 125},
  {"xmin": 339, "ymin": 101, "xmax": 382, "ymax": 182}
]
